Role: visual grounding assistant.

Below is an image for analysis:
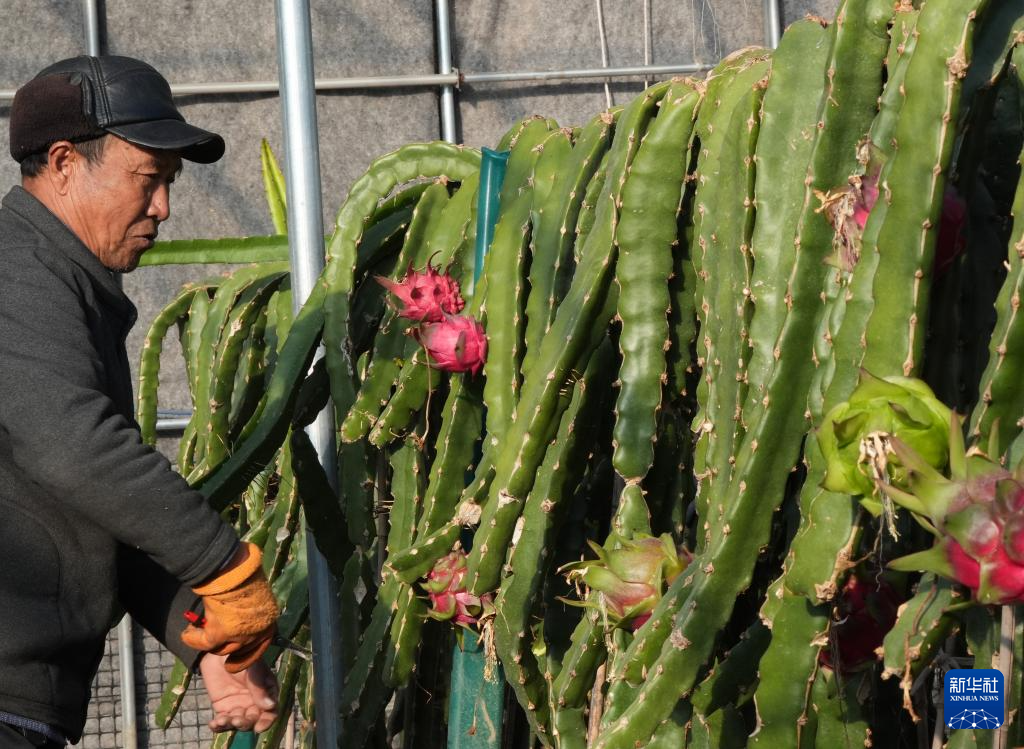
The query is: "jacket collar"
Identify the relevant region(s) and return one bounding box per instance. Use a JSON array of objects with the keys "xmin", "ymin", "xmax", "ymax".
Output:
[{"xmin": 2, "ymin": 186, "xmax": 138, "ymax": 328}]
